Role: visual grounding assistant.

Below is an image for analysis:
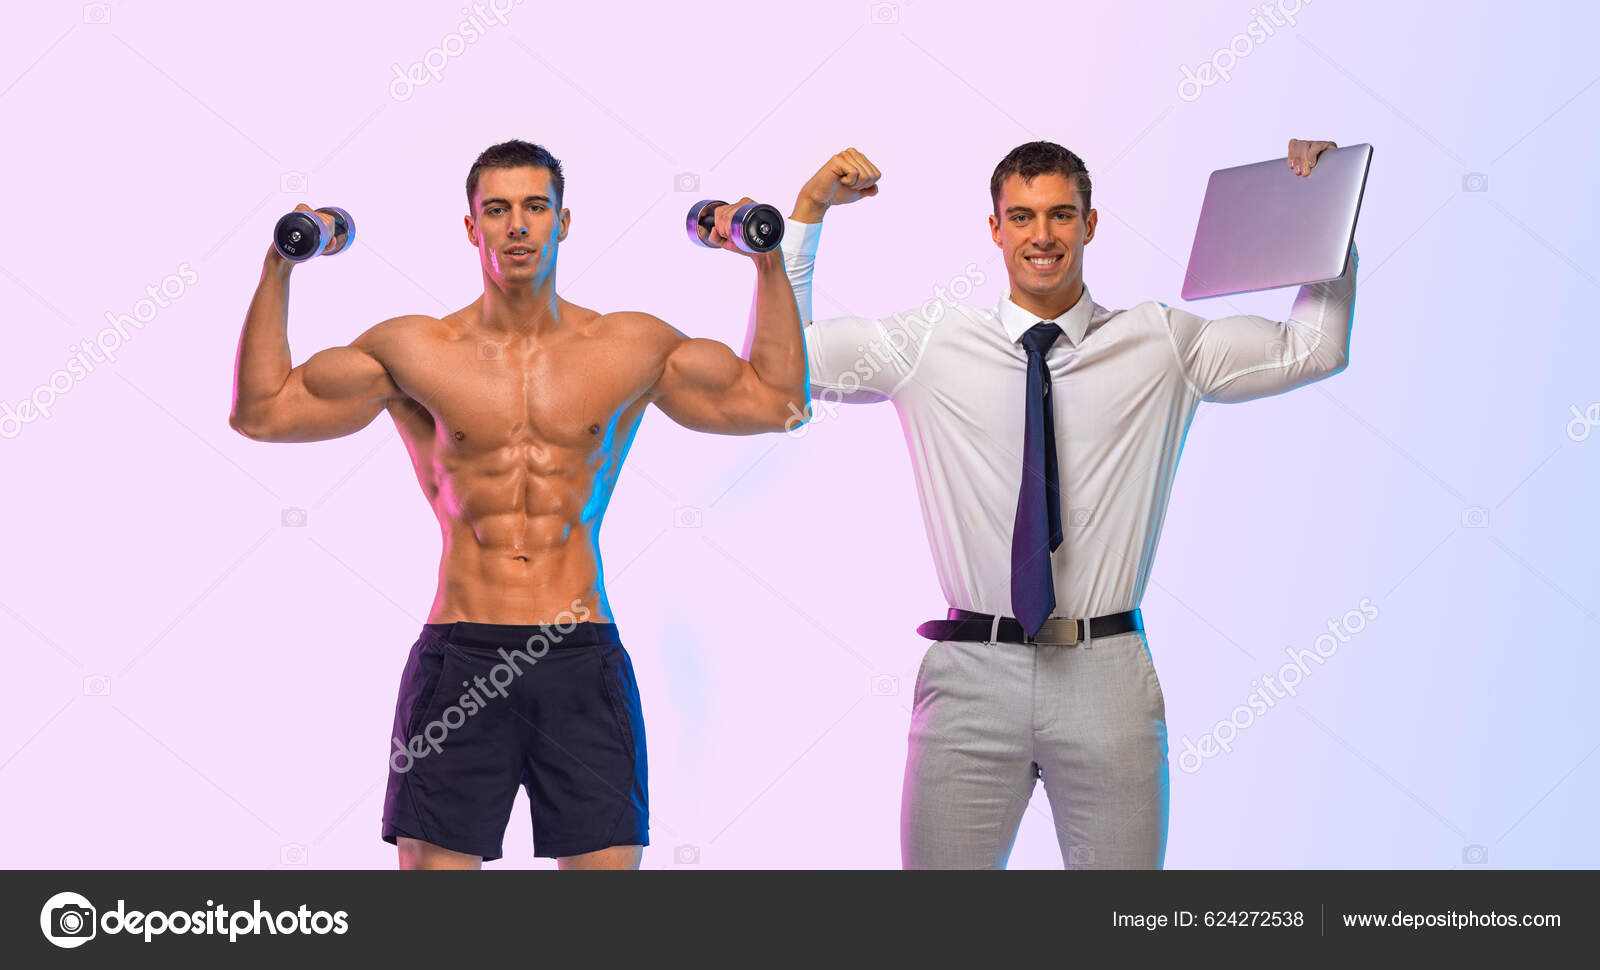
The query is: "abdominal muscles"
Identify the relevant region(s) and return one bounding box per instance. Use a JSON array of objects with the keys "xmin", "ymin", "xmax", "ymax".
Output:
[{"xmin": 430, "ymin": 438, "xmax": 612, "ymax": 619}]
